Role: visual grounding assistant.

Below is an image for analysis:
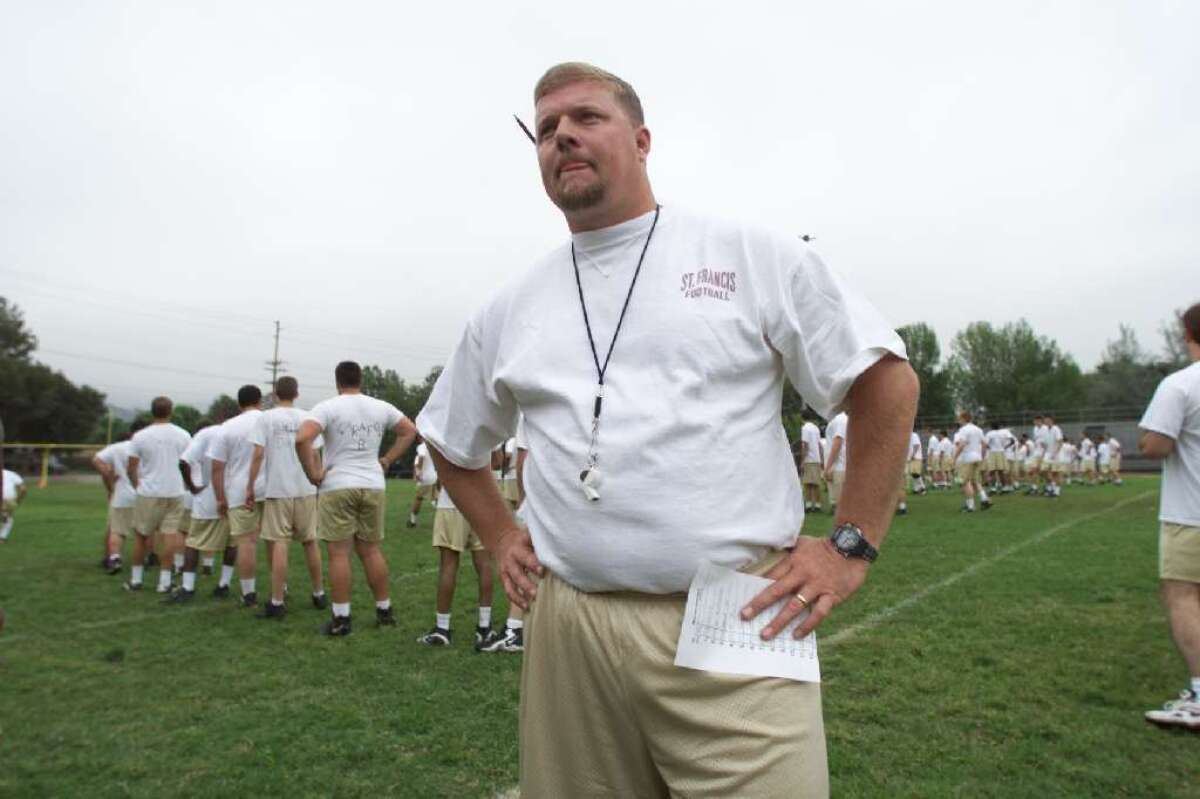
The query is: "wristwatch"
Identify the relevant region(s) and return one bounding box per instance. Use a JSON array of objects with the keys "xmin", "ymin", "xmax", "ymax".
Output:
[{"xmin": 829, "ymin": 523, "xmax": 878, "ymax": 563}]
